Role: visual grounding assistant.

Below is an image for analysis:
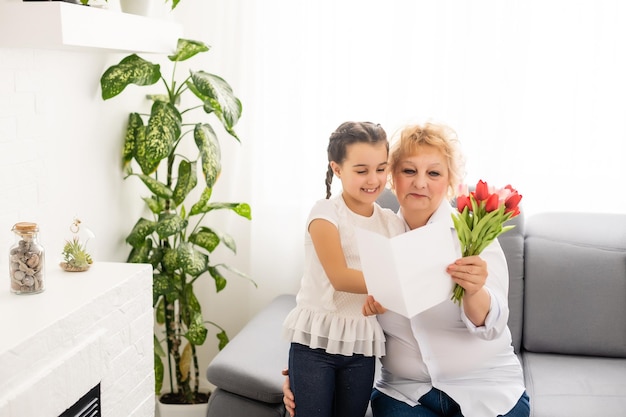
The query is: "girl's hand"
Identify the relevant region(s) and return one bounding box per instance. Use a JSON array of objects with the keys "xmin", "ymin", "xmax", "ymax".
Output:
[
  {"xmin": 362, "ymin": 295, "xmax": 387, "ymax": 316},
  {"xmin": 446, "ymin": 255, "xmax": 488, "ymax": 296},
  {"xmin": 282, "ymin": 369, "xmax": 295, "ymax": 417}
]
